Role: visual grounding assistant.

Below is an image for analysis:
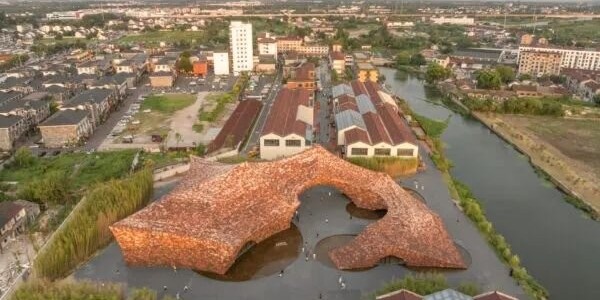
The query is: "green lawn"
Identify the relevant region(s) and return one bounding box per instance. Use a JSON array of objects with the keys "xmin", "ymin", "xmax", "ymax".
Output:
[
  {"xmin": 118, "ymin": 31, "xmax": 205, "ymax": 45},
  {"xmin": 0, "ymin": 150, "xmax": 136, "ymax": 188},
  {"xmin": 141, "ymin": 93, "xmax": 196, "ymax": 114}
]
